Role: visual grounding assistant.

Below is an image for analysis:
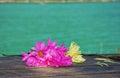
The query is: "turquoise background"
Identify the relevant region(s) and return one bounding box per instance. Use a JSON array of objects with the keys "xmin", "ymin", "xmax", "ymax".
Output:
[{"xmin": 0, "ymin": 2, "xmax": 120, "ymax": 56}]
